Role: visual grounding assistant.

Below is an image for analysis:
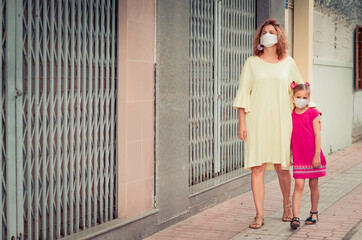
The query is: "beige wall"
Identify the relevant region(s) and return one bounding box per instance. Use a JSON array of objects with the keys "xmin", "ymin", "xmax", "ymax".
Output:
[
  {"xmin": 118, "ymin": 0, "xmax": 155, "ymax": 218},
  {"xmin": 293, "ymin": 0, "xmax": 313, "ymax": 83}
]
